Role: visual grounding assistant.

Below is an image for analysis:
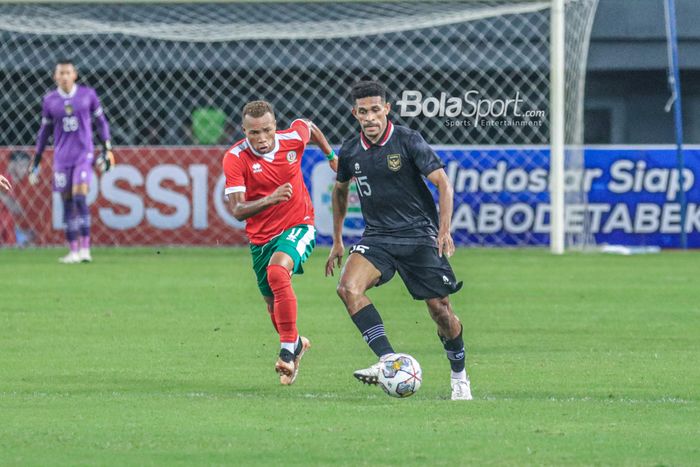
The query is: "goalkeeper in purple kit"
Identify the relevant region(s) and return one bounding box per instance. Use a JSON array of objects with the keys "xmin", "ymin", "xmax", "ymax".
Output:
[{"xmin": 30, "ymin": 59, "xmax": 115, "ymax": 263}]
